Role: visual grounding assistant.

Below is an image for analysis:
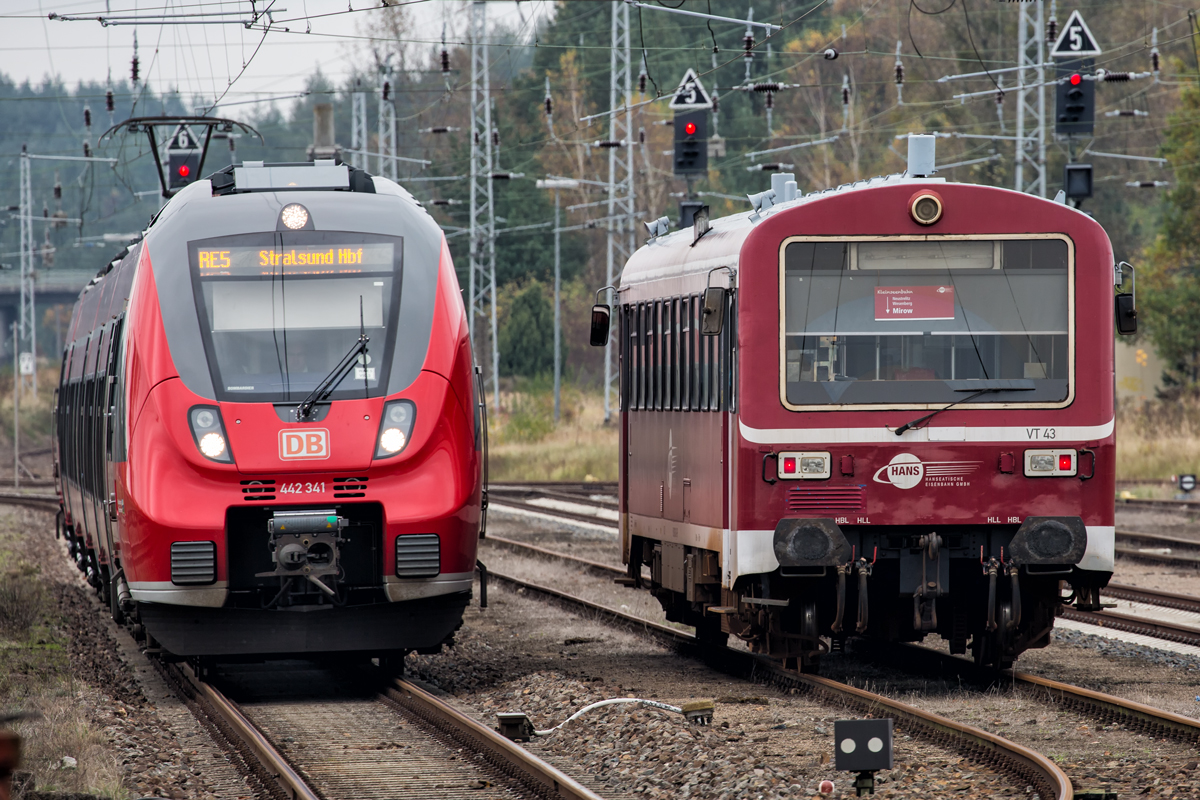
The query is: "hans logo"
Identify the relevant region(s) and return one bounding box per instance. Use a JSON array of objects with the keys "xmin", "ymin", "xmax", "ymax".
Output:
[
  {"xmin": 279, "ymin": 428, "xmax": 330, "ymax": 460},
  {"xmin": 873, "ymin": 453, "xmax": 980, "ymax": 490}
]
